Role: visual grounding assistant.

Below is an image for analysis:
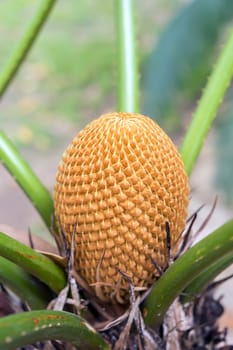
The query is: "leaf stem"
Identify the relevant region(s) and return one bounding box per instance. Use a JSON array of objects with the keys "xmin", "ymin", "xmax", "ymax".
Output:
[
  {"xmin": 115, "ymin": 0, "xmax": 139, "ymax": 112},
  {"xmin": 0, "ymin": 256, "xmax": 51, "ymax": 309},
  {"xmin": 180, "ymin": 27, "xmax": 233, "ymax": 176},
  {"xmin": 0, "ymin": 0, "xmax": 56, "ymax": 97},
  {"xmin": 182, "ymin": 254, "xmax": 233, "ymax": 303},
  {"xmin": 145, "ymin": 219, "xmax": 233, "ymax": 326},
  {"xmin": 0, "ymin": 310, "xmax": 109, "ymax": 350},
  {"xmin": 0, "ymin": 131, "xmax": 54, "ymax": 231},
  {"xmin": 0, "ymin": 232, "xmax": 66, "ymax": 294}
]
